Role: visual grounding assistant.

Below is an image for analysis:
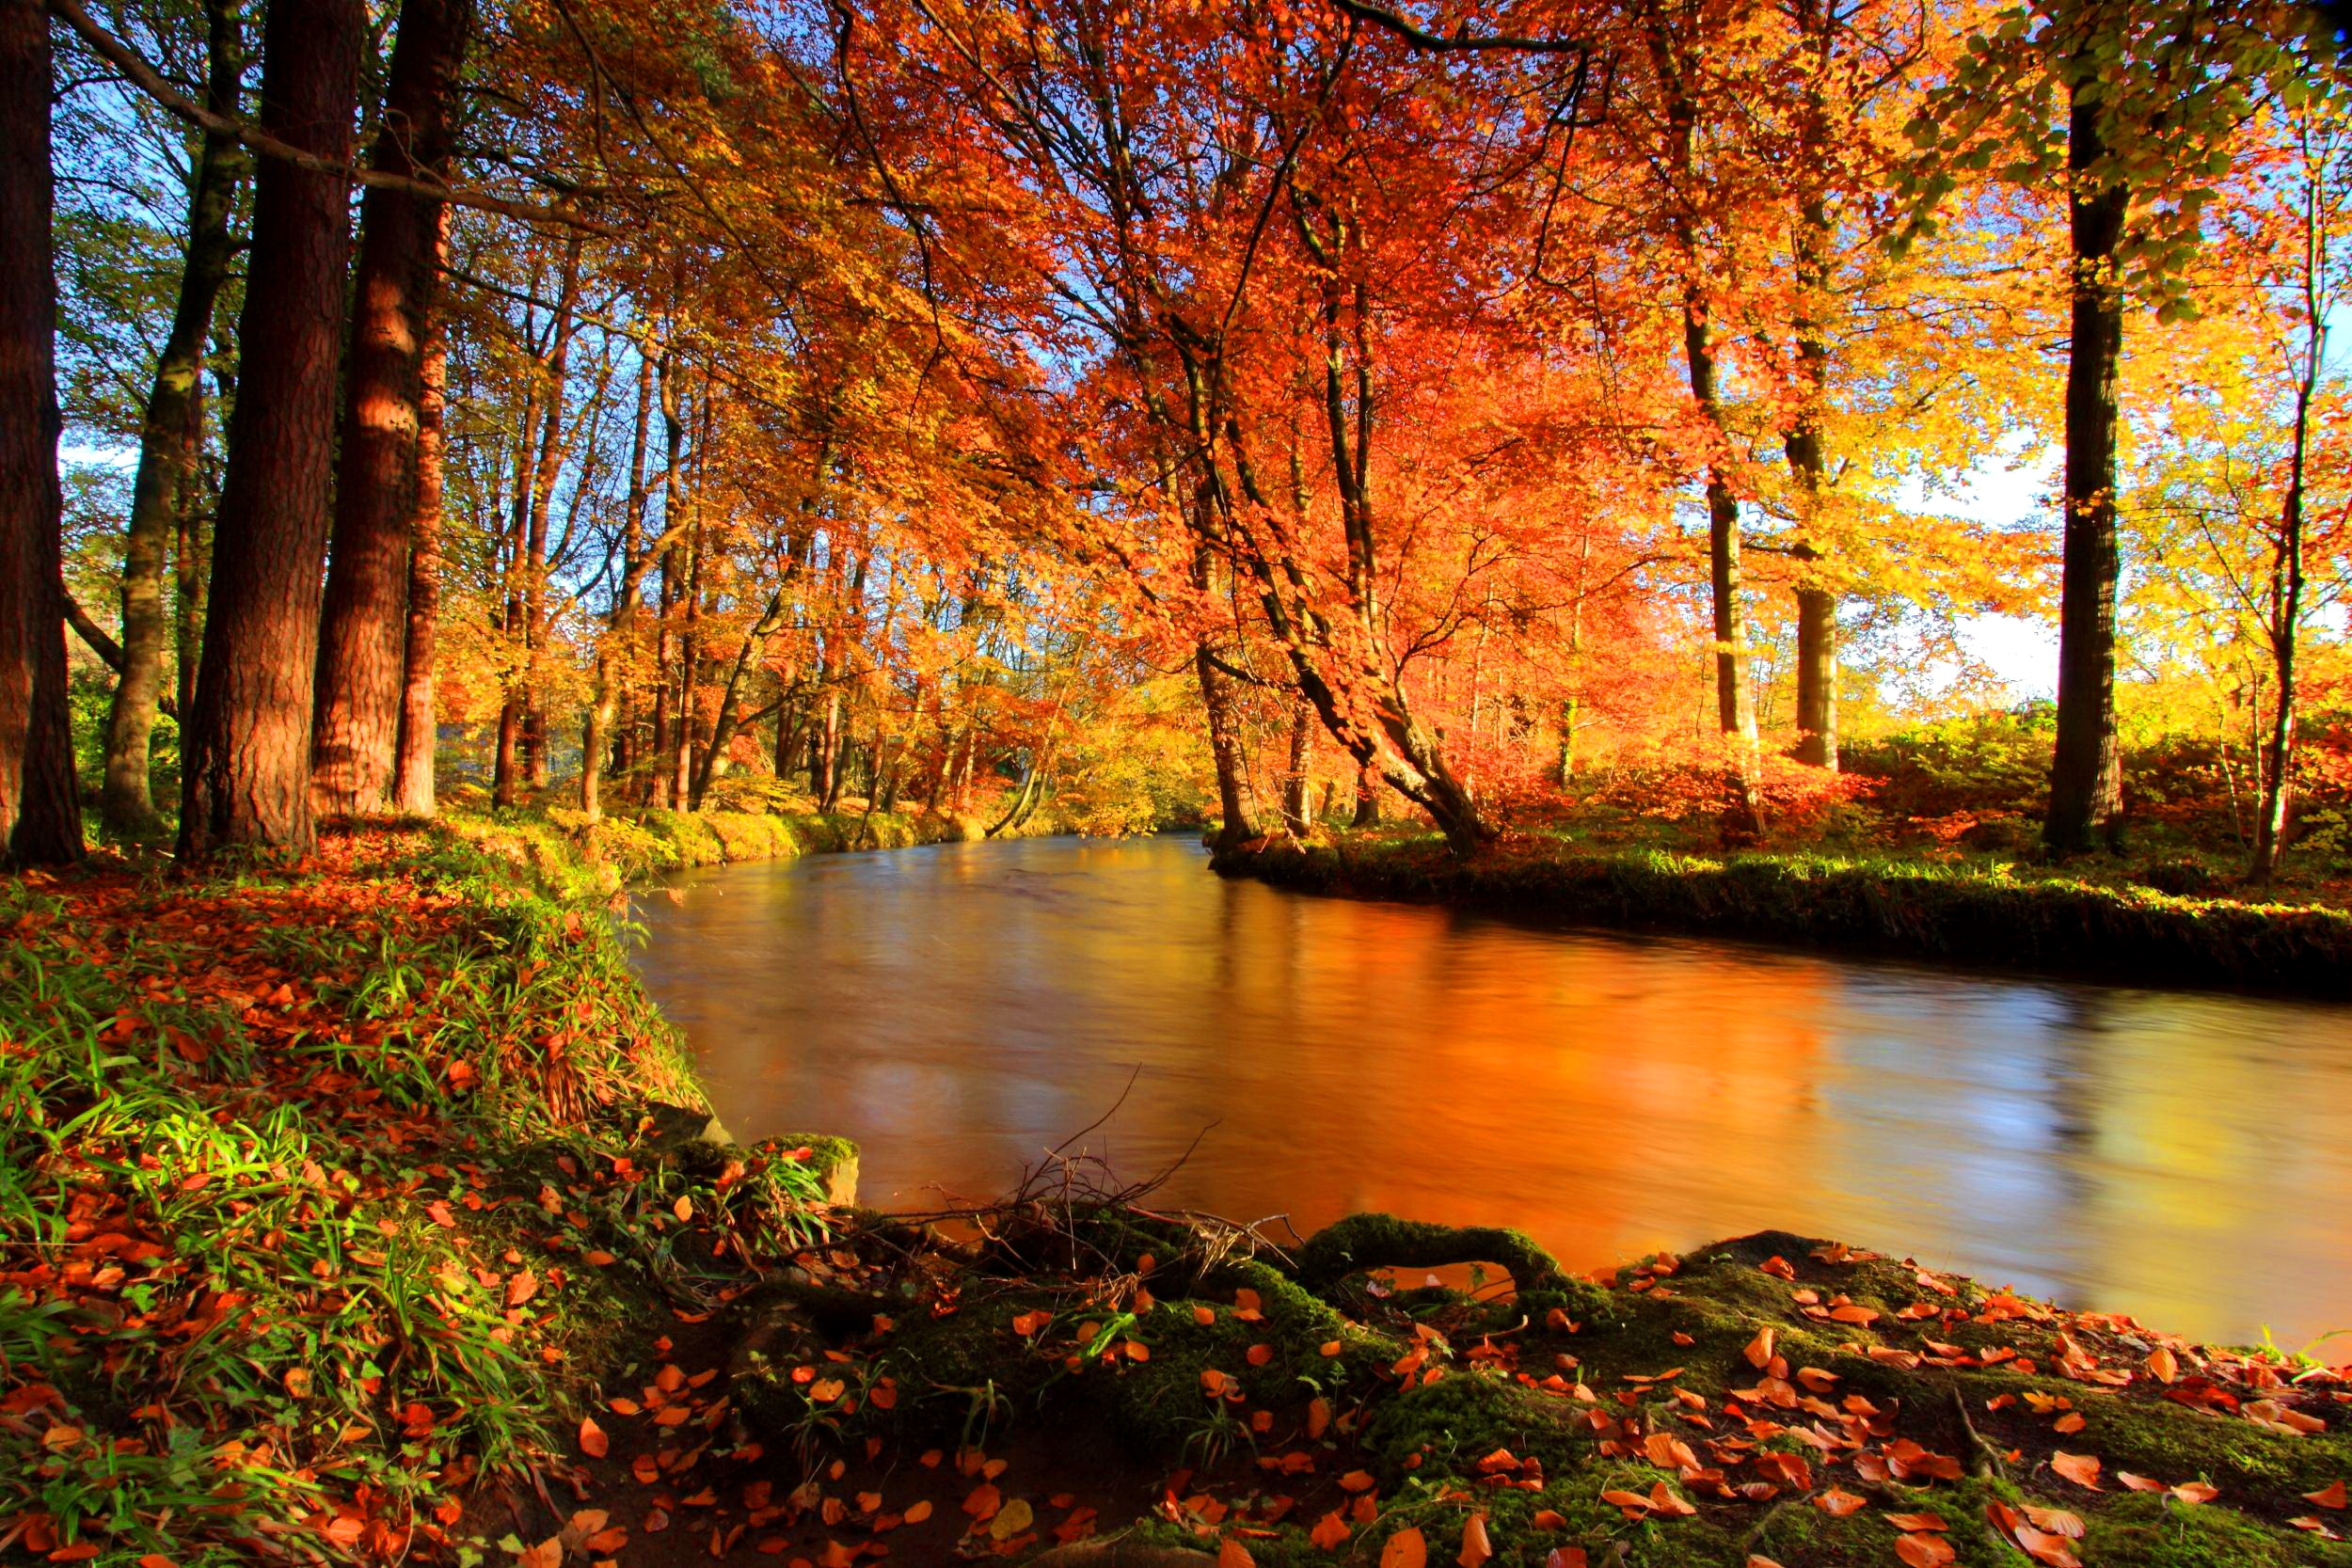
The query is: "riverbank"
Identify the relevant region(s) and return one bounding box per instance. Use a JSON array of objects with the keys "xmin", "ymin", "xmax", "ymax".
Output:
[
  {"xmin": 1207, "ymin": 834, "xmax": 2352, "ymax": 998},
  {"xmin": 4, "ymin": 824, "xmax": 2346, "ymax": 1568}
]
